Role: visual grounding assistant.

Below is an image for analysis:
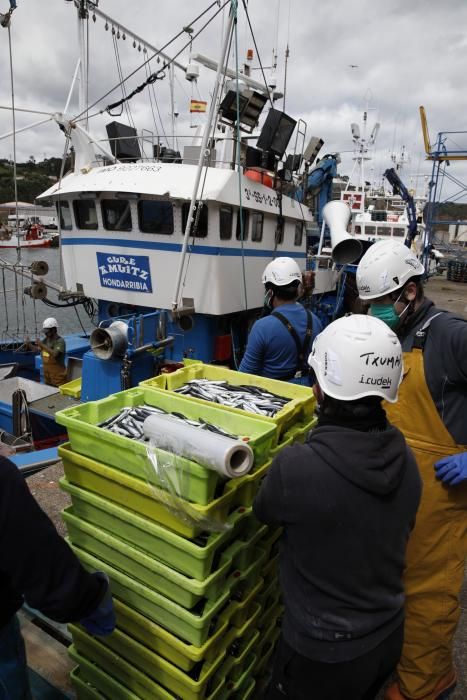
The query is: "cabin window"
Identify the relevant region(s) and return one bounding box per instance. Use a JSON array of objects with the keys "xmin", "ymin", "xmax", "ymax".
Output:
[
  {"xmin": 294, "ymin": 221, "xmax": 304, "ymax": 246},
  {"xmin": 182, "ymin": 202, "xmax": 208, "ymax": 238},
  {"xmin": 236, "ymin": 209, "xmax": 249, "ymax": 241},
  {"xmin": 354, "ymin": 225, "xmax": 361, "ymax": 234},
  {"xmin": 393, "ymin": 227, "xmax": 405, "ymax": 237},
  {"xmin": 251, "ymin": 212, "xmax": 264, "ymax": 242},
  {"xmin": 219, "ymin": 205, "xmax": 233, "ymax": 240},
  {"xmin": 73, "ymin": 200, "xmax": 98, "ymax": 230},
  {"xmin": 365, "ymin": 226, "xmax": 376, "ymax": 236},
  {"xmin": 101, "ymin": 199, "xmax": 132, "ymax": 231},
  {"xmin": 138, "ymin": 200, "xmax": 173, "ymax": 234},
  {"xmin": 275, "ymin": 218, "xmax": 284, "ymax": 245},
  {"xmin": 377, "ymin": 226, "xmax": 389, "ymax": 236},
  {"xmin": 57, "ymin": 201, "xmax": 72, "ymax": 230}
]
